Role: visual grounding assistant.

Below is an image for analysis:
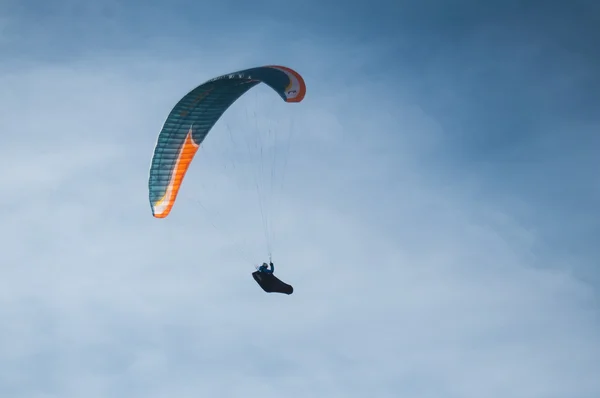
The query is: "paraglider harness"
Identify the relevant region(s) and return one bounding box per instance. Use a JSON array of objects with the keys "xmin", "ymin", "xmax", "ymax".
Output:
[{"xmin": 252, "ymin": 260, "xmax": 293, "ymax": 295}]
